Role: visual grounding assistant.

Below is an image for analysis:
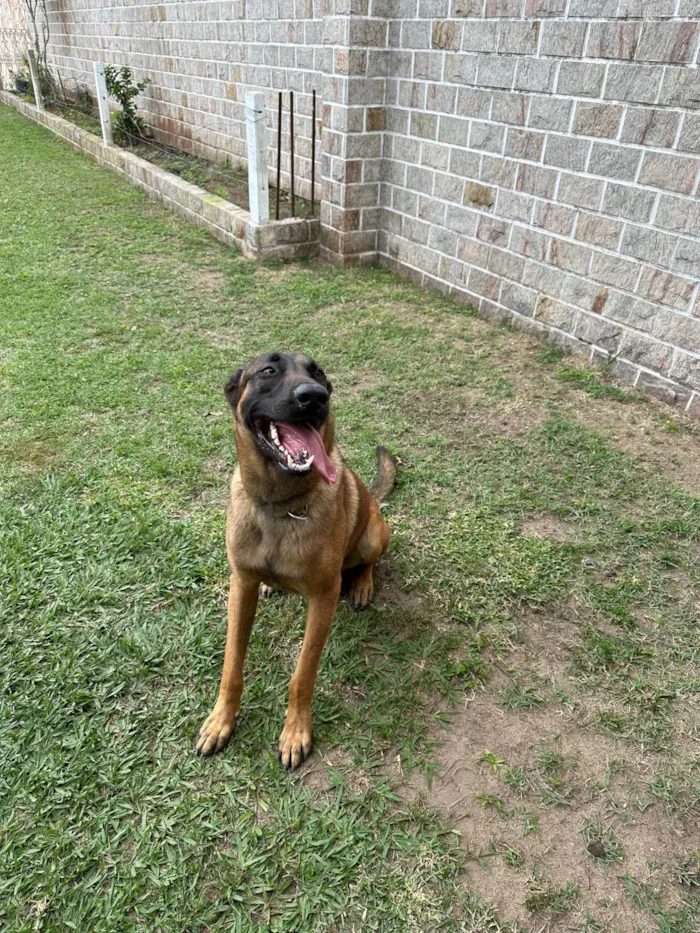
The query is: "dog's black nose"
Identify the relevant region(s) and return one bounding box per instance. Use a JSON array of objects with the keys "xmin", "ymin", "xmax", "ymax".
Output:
[{"xmin": 294, "ymin": 382, "xmax": 329, "ymax": 410}]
